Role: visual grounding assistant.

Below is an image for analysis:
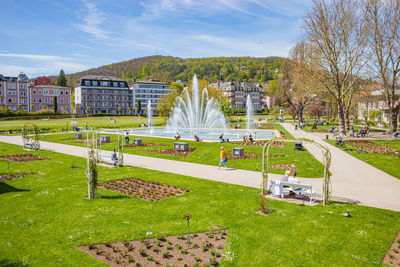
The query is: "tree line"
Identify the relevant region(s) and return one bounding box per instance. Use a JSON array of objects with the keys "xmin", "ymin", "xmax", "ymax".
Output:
[{"xmin": 279, "ymin": 0, "xmax": 400, "ymax": 134}]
